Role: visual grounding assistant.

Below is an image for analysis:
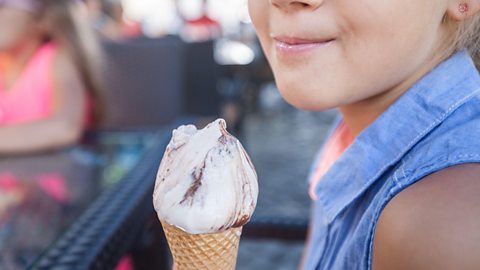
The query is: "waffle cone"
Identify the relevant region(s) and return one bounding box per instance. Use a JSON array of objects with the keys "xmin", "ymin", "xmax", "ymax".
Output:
[{"xmin": 161, "ymin": 221, "xmax": 242, "ymax": 270}]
